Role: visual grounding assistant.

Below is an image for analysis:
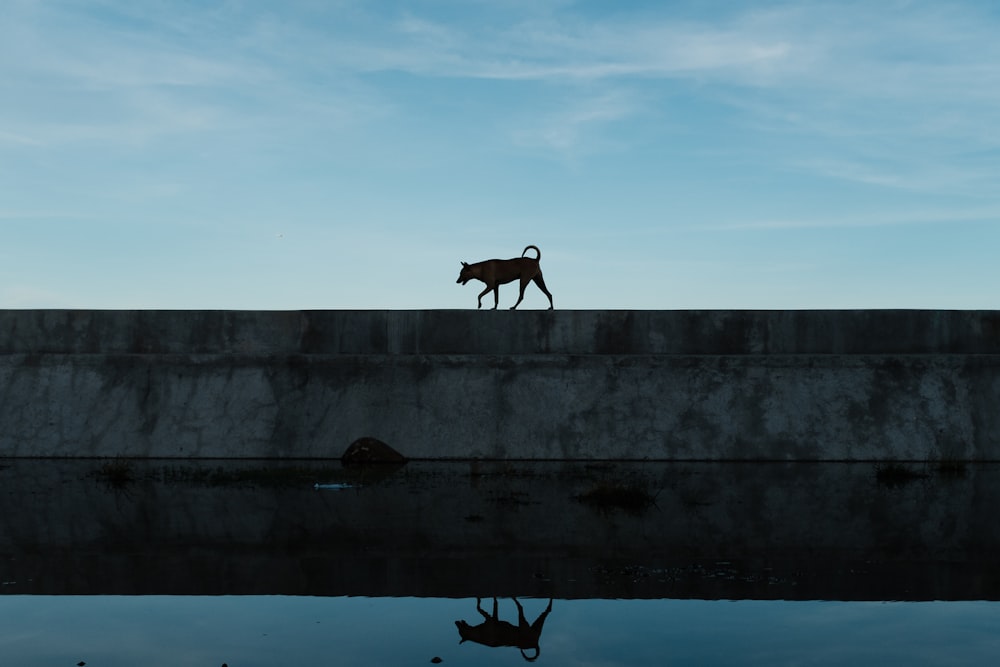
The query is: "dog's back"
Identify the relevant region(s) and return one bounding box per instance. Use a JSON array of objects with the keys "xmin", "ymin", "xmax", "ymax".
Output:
[{"xmin": 455, "ymin": 619, "xmax": 526, "ymax": 648}]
